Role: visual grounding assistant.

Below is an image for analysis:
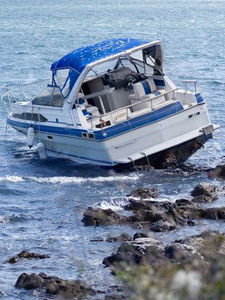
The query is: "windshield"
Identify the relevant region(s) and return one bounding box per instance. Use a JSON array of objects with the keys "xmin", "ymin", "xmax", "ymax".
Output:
[
  {"xmin": 32, "ymin": 86, "xmax": 64, "ymax": 107},
  {"xmin": 85, "ymin": 54, "xmax": 155, "ymax": 81},
  {"xmin": 51, "ymin": 68, "xmax": 80, "ymax": 97}
]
